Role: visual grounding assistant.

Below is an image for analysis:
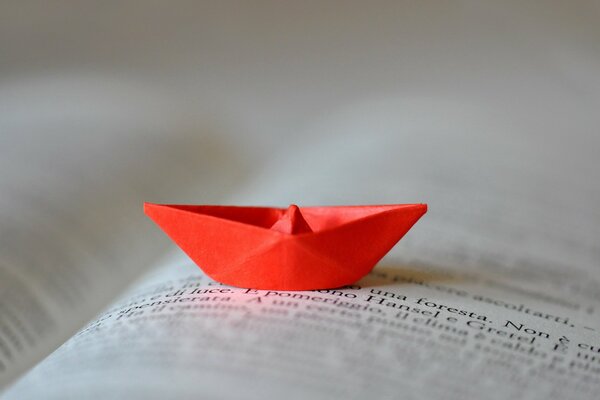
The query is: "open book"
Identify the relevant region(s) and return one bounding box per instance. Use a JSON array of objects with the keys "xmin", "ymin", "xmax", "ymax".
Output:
[{"xmin": 1, "ymin": 99, "xmax": 599, "ymax": 399}]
